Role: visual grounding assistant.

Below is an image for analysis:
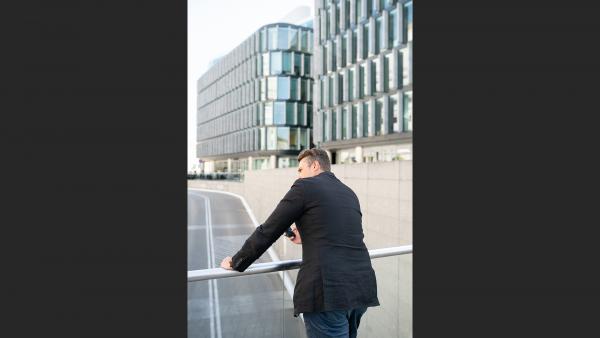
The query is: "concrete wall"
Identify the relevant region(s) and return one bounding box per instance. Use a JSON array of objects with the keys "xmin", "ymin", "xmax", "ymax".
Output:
[{"xmin": 188, "ymin": 160, "xmax": 412, "ymax": 337}]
